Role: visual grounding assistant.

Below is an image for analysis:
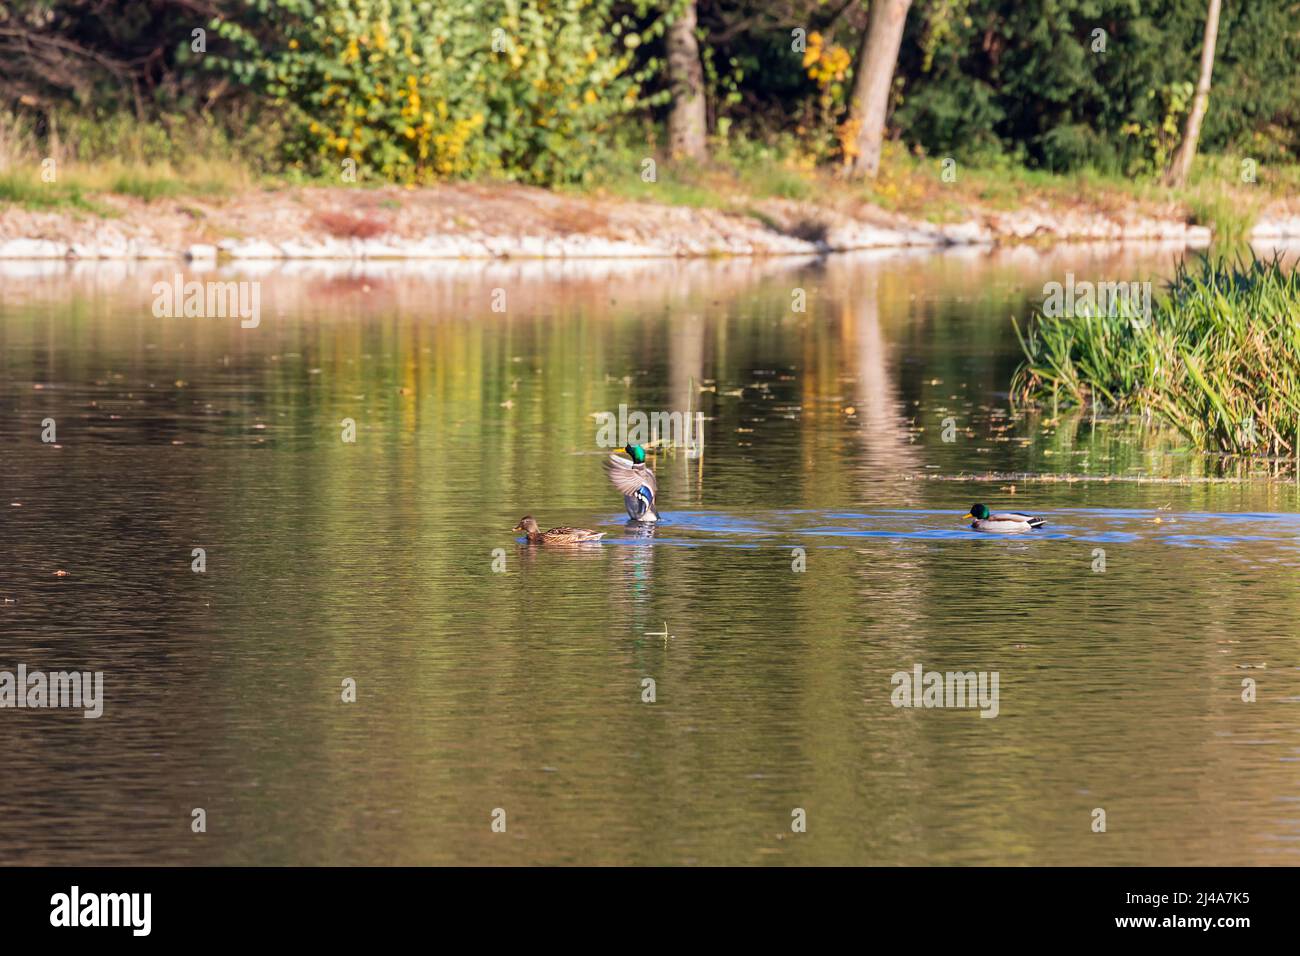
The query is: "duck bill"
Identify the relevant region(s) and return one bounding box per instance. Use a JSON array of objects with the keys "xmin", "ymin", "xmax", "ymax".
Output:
[{"xmin": 961, "ymin": 513, "xmax": 973, "ymax": 520}]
